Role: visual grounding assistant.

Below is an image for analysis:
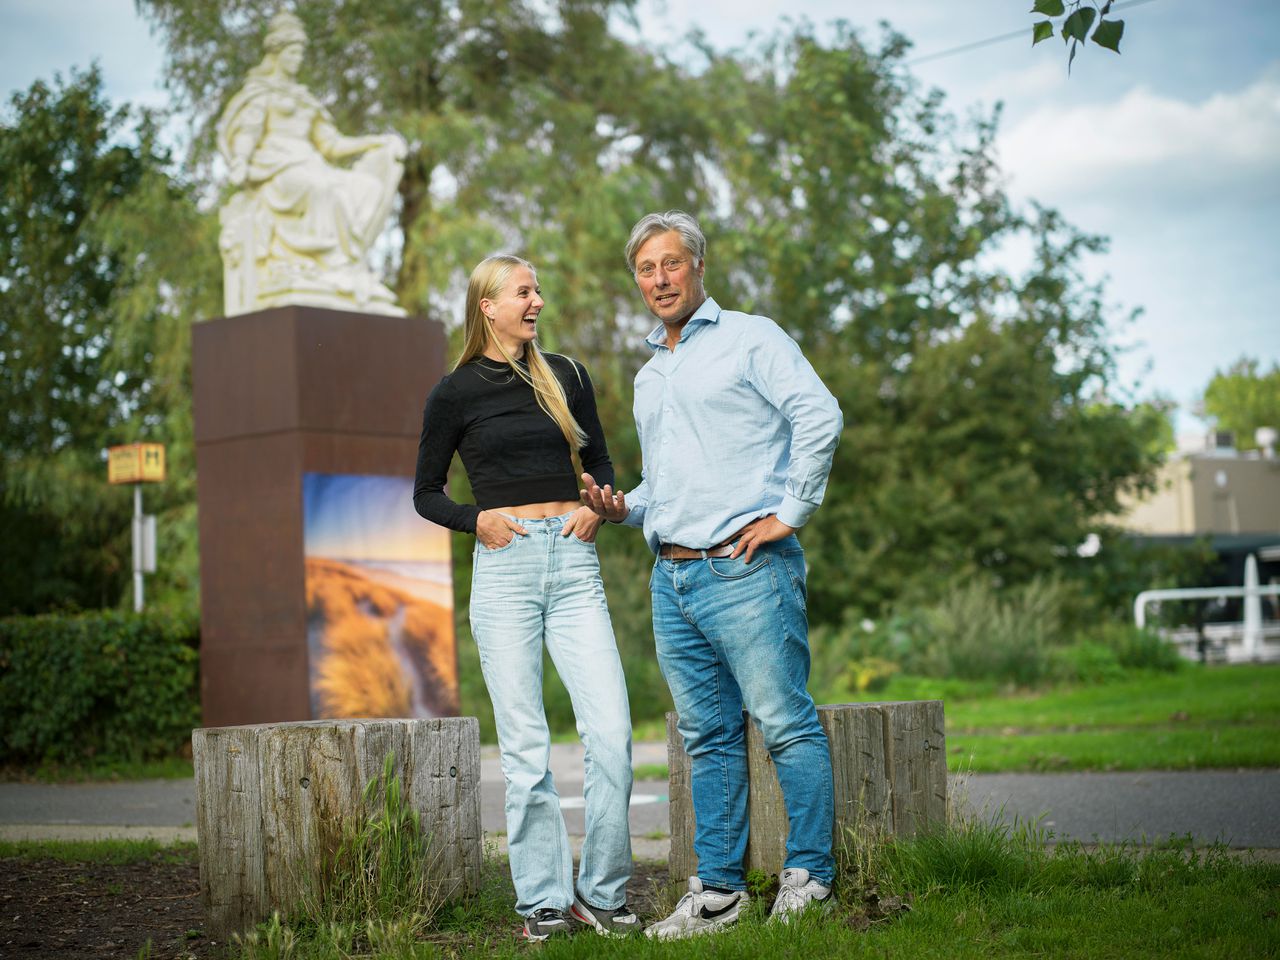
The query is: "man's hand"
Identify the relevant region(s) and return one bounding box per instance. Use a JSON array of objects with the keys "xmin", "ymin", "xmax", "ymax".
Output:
[
  {"xmin": 561, "ymin": 505, "xmax": 603, "ymax": 543},
  {"xmin": 580, "ymin": 472, "xmax": 628, "ymax": 522},
  {"xmin": 730, "ymin": 515, "xmax": 795, "ymax": 564},
  {"xmin": 476, "ymin": 510, "xmax": 527, "ymax": 550}
]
